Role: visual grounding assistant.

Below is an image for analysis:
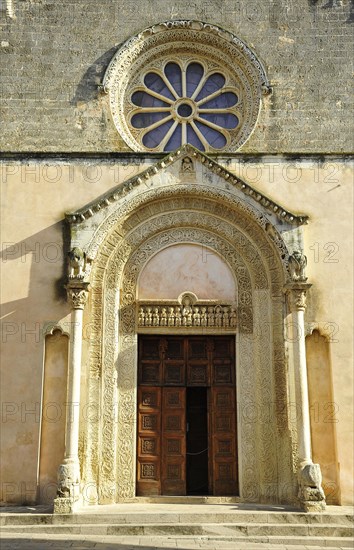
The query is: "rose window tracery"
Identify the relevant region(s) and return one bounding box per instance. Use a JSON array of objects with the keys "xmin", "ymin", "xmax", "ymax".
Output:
[
  {"xmin": 103, "ymin": 21, "xmax": 270, "ymax": 153},
  {"xmin": 130, "ymin": 62, "xmax": 239, "ymax": 151}
]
